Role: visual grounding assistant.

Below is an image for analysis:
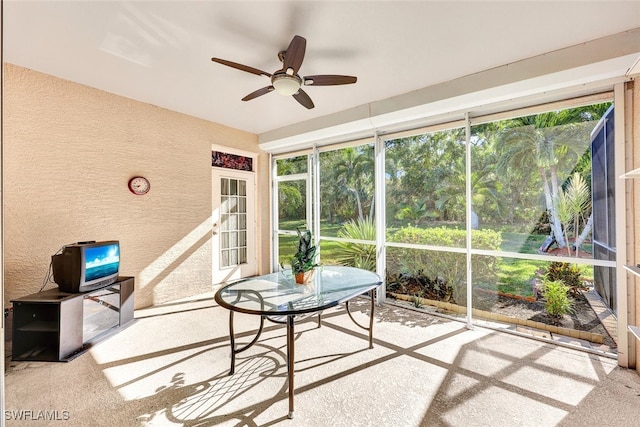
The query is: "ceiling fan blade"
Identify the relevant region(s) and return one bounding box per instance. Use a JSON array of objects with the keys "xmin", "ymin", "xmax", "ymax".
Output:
[
  {"xmin": 292, "ymin": 88, "xmax": 314, "ymax": 109},
  {"xmin": 282, "ymin": 35, "xmax": 306, "ymax": 74},
  {"xmin": 304, "ymin": 75, "xmax": 357, "ymax": 86},
  {"xmin": 211, "ymin": 58, "xmax": 271, "ymax": 77},
  {"xmin": 242, "ymin": 86, "xmax": 274, "ymax": 101}
]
